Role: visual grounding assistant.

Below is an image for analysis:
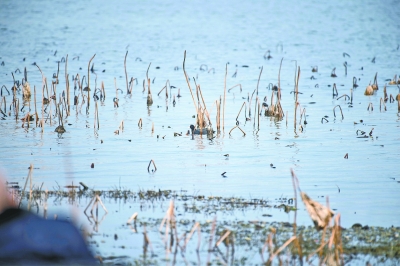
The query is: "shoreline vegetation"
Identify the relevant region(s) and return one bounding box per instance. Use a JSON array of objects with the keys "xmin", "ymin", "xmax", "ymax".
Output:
[{"xmin": 7, "ymin": 167, "xmax": 400, "ymax": 265}]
